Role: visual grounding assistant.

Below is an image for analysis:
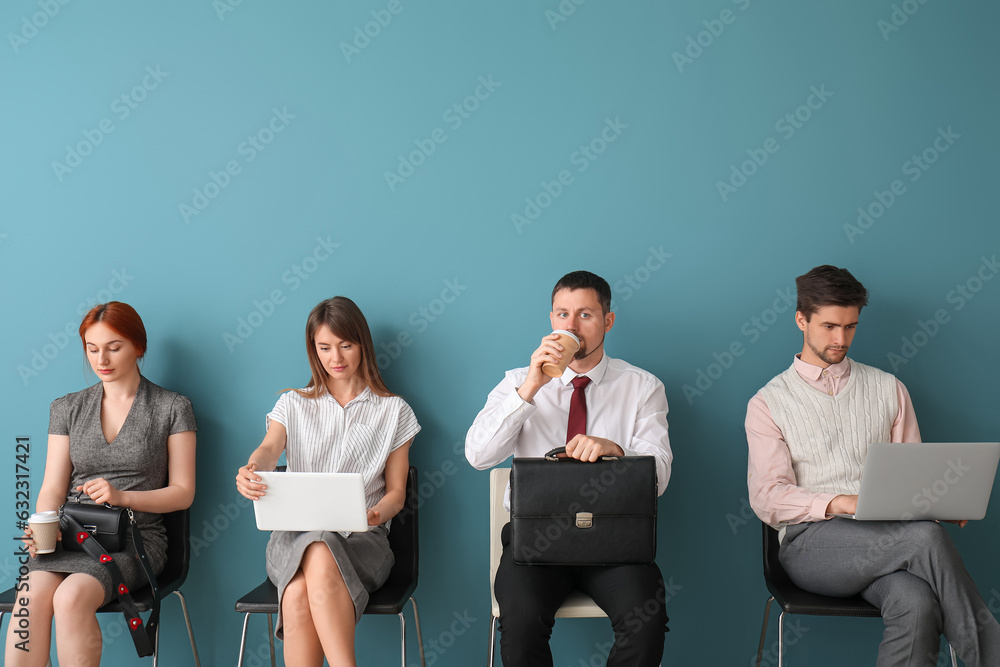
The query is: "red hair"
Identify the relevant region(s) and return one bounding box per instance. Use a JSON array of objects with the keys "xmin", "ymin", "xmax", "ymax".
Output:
[{"xmin": 79, "ymin": 302, "xmax": 147, "ymax": 359}]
